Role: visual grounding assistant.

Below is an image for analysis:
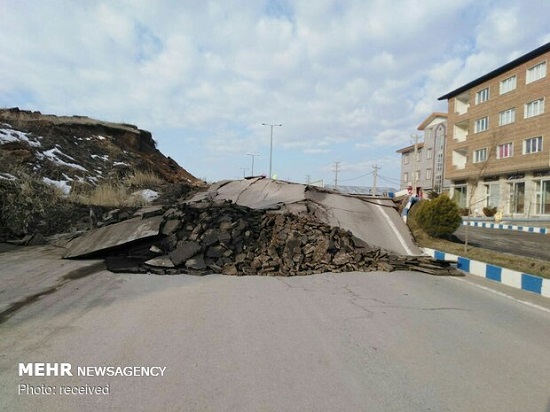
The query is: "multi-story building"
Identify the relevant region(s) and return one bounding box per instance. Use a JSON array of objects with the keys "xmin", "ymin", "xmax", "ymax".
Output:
[
  {"xmin": 396, "ymin": 112, "xmax": 449, "ymax": 196},
  {"xmin": 438, "ymin": 42, "xmax": 550, "ymax": 216}
]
